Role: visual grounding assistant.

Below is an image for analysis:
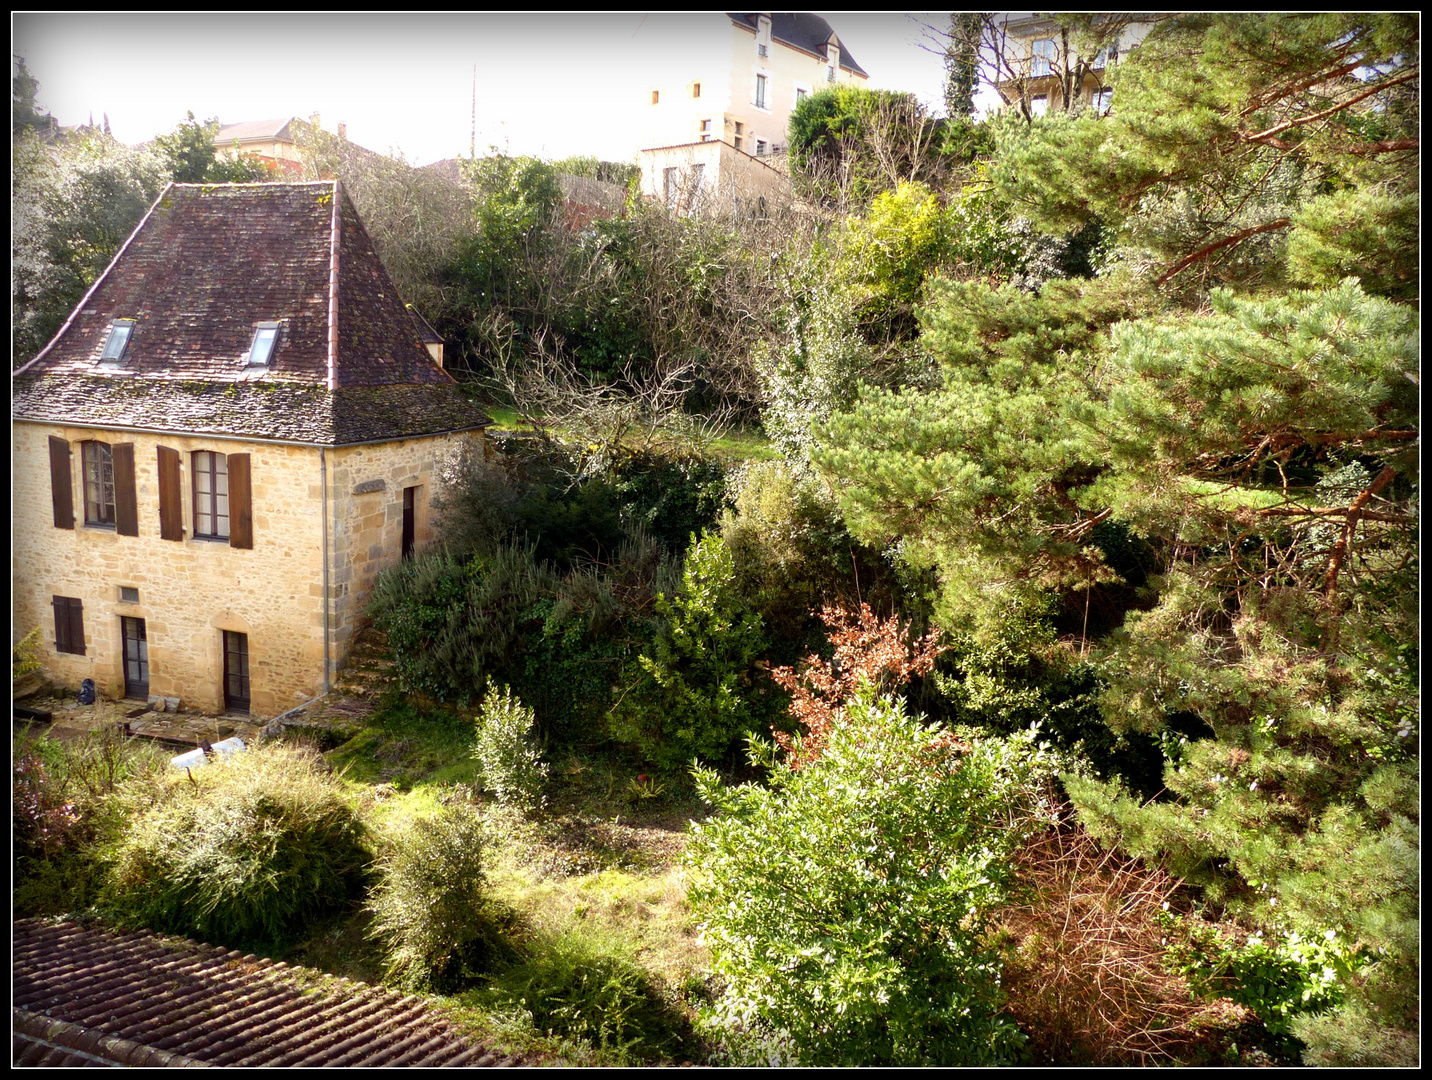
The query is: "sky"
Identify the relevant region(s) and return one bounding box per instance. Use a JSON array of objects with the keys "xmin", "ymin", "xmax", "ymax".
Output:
[{"xmin": 13, "ymin": 12, "xmax": 957, "ymax": 167}]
